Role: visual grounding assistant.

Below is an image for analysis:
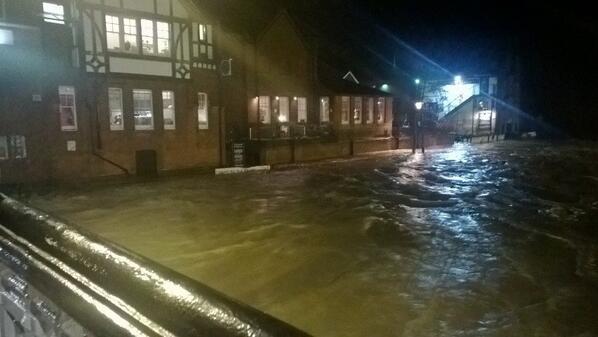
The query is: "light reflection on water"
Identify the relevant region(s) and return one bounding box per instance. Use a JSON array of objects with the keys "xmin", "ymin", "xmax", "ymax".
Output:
[{"xmin": 31, "ymin": 141, "xmax": 598, "ymax": 337}]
